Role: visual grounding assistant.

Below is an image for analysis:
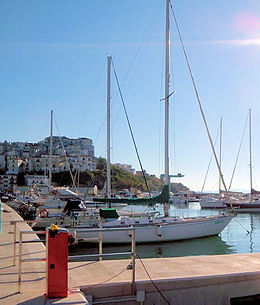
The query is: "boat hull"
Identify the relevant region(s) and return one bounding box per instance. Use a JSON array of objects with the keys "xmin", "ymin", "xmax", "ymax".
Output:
[
  {"xmin": 199, "ymin": 199, "xmax": 227, "ymax": 209},
  {"xmin": 74, "ymin": 215, "xmax": 233, "ymax": 244},
  {"xmin": 226, "ymin": 202, "xmax": 260, "ymax": 213}
]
